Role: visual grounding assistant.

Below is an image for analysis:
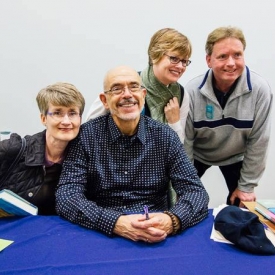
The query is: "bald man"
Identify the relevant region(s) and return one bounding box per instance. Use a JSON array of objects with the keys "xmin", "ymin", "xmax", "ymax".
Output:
[{"xmin": 56, "ymin": 66, "xmax": 209, "ymax": 243}]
